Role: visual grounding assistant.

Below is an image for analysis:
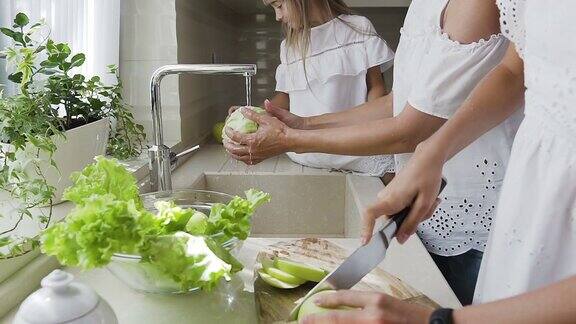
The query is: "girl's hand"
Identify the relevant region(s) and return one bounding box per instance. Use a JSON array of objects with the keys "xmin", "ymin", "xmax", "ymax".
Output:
[
  {"xmin": 263, "ymin": 99, "xmax": 308, "ymax": 130},
  {"xmin": 362, "ymin": 143, "xmax": 444, "ymax": 245},
  {"xmin": 301, "ymin": 290, "xmax": 433, "ymax": 324},
  {"xmin": 223, "ymin": 108, "xmax": 293, "ymax": 165}
]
